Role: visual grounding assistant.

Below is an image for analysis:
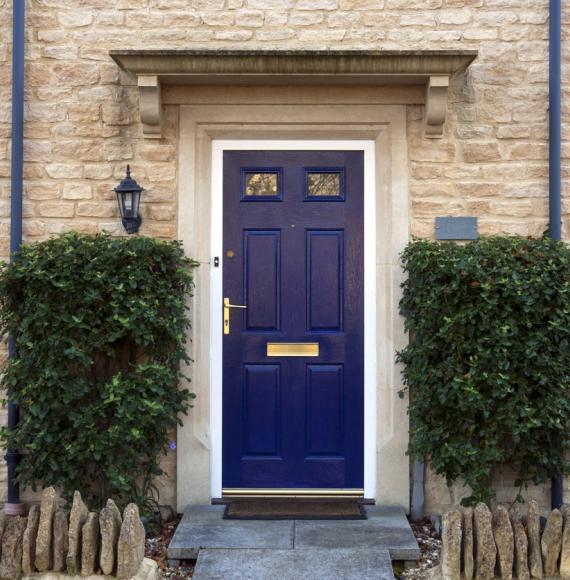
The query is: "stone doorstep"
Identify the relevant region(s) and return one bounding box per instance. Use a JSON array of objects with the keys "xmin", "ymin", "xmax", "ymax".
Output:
[
  {"xmin": 22, "ymin": 556, "xmax": 158, "ymax": 580},
  {"xmin": 168, "ymin": 504, "xmax": 420, "ymax": 573},
  {"xmin": 193, "ymin": 547, "xmax": 396, "ymax": 580}
]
